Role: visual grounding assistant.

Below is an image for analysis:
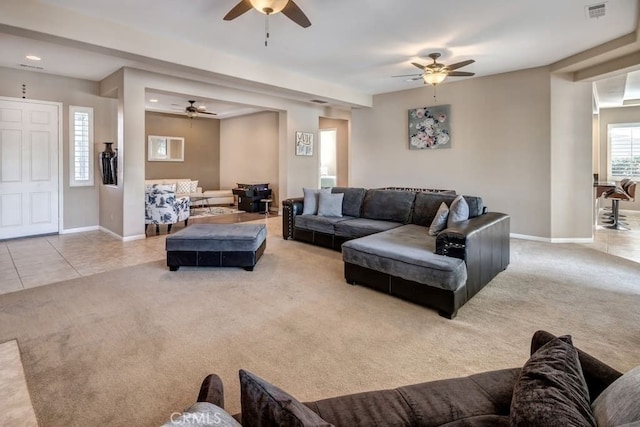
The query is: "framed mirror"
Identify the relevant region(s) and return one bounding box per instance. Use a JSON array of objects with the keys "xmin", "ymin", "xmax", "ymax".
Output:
[{"xmin": 148, "ymin": 135, "xmax": 184, "ymax": 162}]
